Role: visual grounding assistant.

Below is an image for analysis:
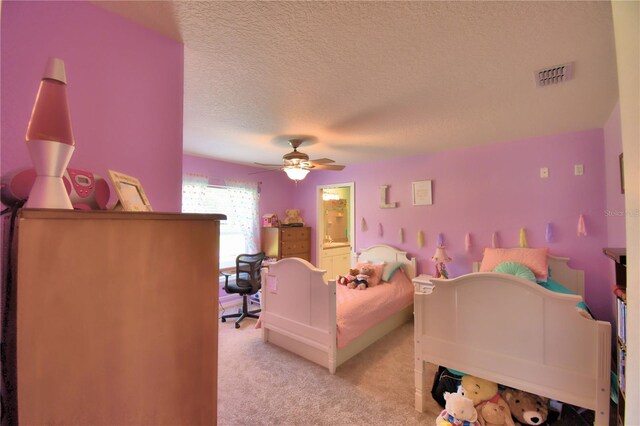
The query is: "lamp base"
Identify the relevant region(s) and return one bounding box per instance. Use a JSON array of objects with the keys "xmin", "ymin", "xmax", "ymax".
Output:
[
  {"xmin": 25, "ymin": 139, "xmax": 74, "ymax": 209},
  {"xmin": 25, "ymin": 175, "xmax": 73, "ymax": 209}
]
